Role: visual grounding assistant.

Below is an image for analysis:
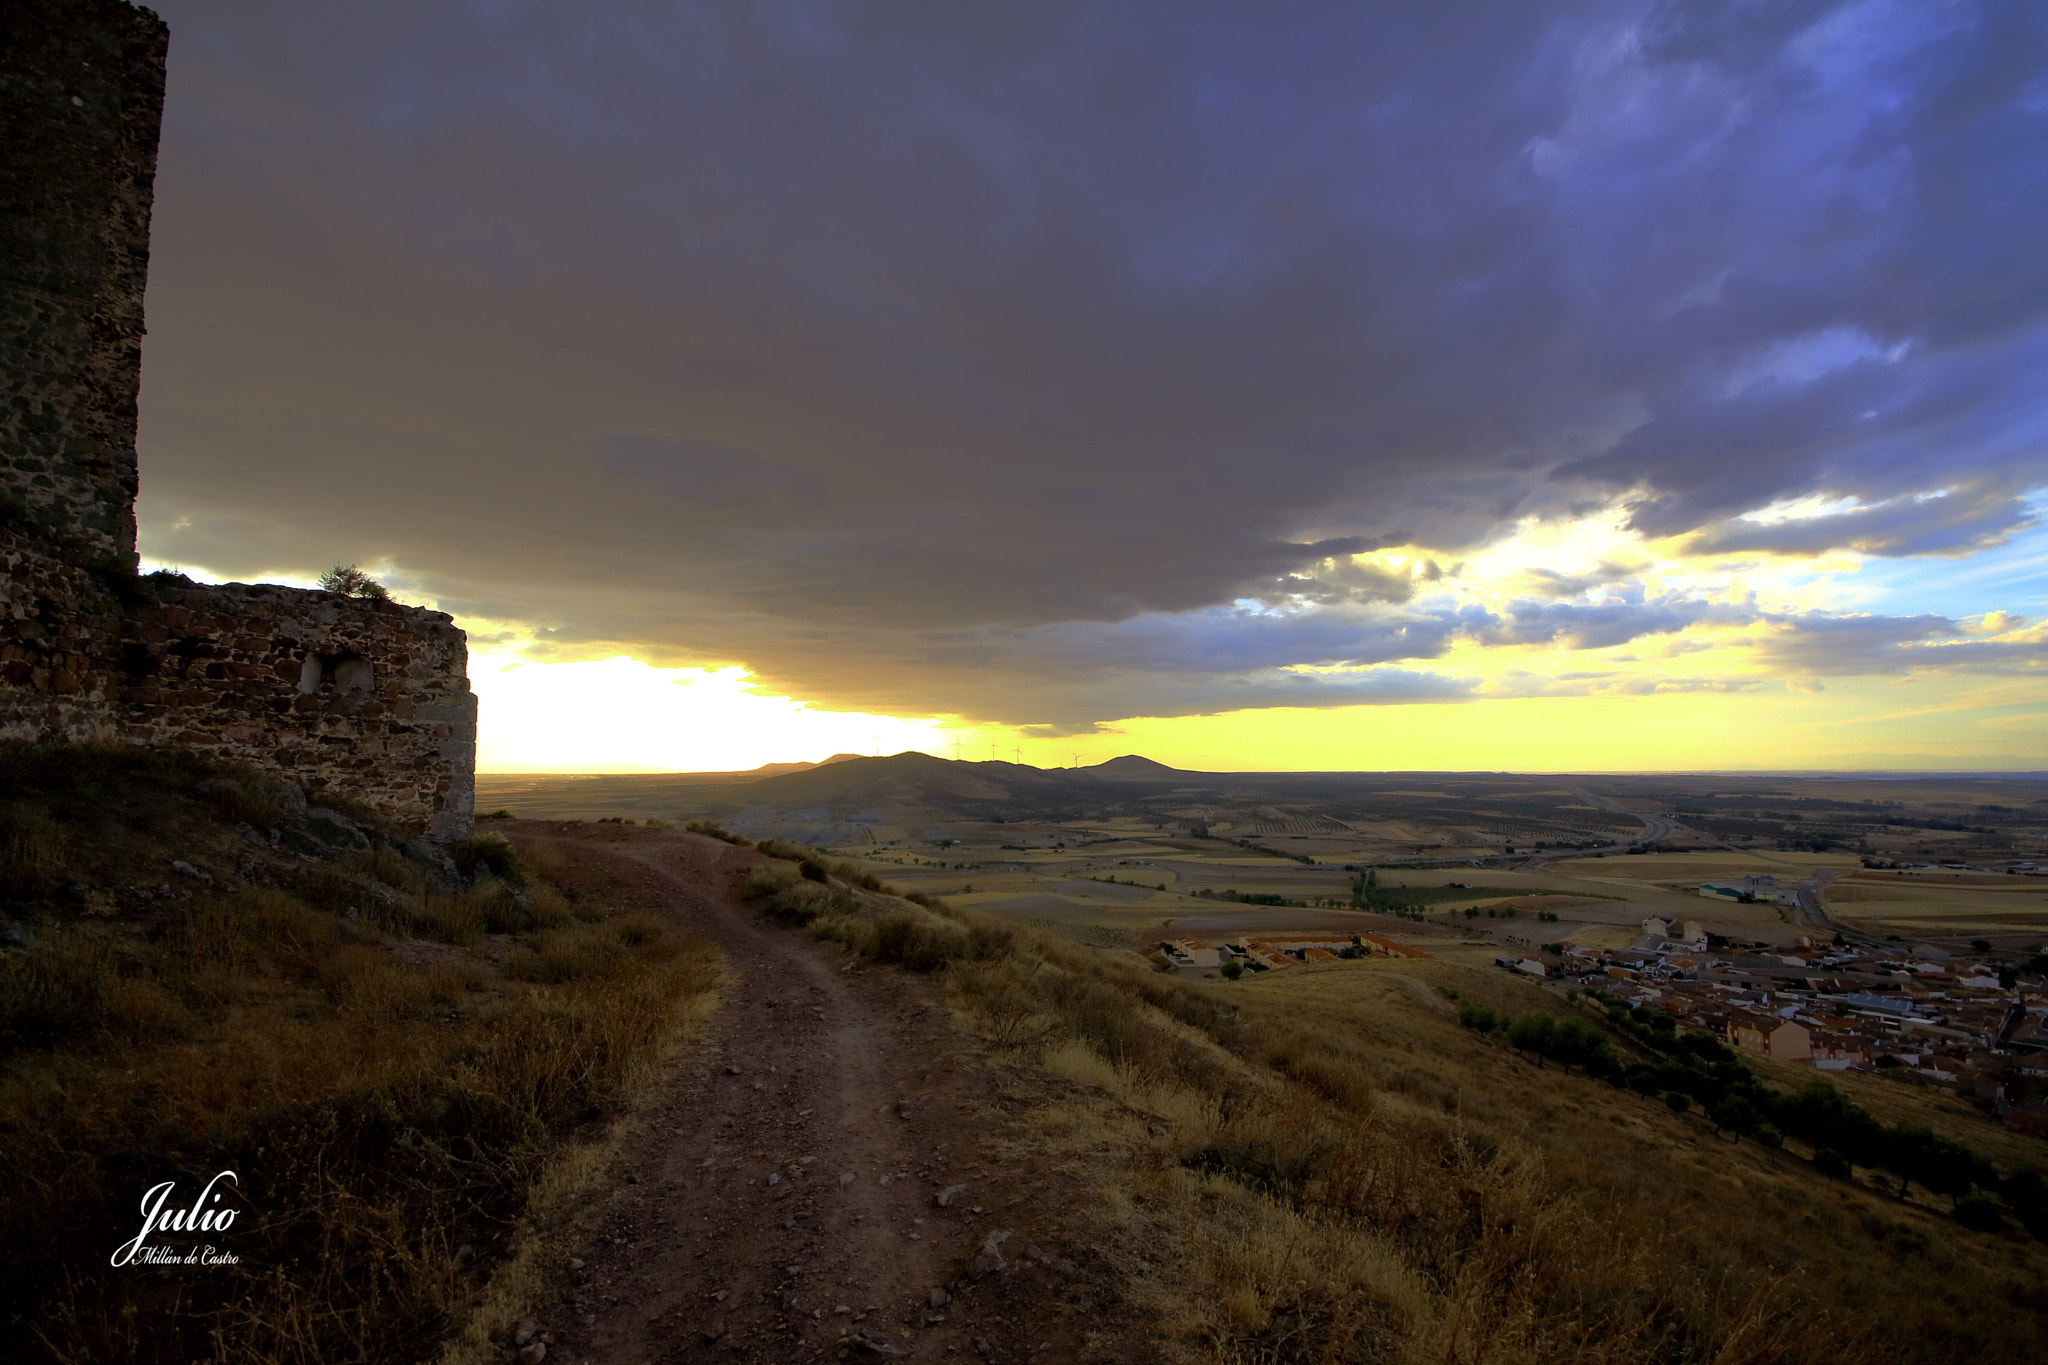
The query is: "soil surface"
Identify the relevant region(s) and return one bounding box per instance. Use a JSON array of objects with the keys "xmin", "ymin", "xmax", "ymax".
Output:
[{"xmin": 508, "ymin": 824, "xmax": 1151, "ymax": 1365}]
